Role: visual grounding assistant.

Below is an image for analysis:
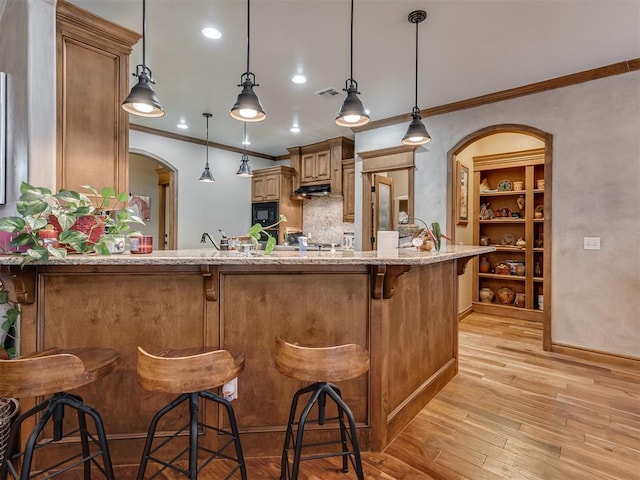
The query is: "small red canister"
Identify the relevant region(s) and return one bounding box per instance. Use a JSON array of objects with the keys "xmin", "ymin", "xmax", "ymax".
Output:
[{"xmin": 130, "ymin": 235, "xmax": 153, "ymax": 254}]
